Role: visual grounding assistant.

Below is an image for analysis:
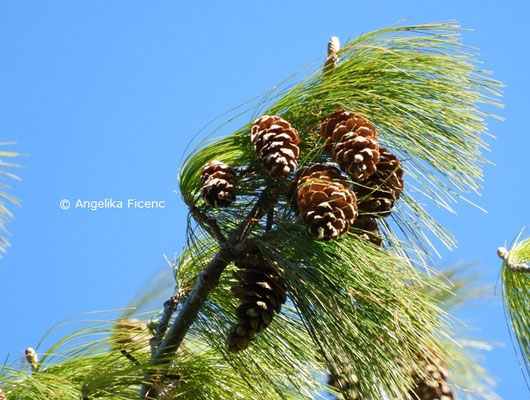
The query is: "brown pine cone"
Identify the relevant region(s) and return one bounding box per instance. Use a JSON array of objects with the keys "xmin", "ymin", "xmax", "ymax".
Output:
[
  {"xmin": 200, "ymin": 161, "xmax": 237, "ymax": 208},
  {"xmin": 251, "ymin": 115, "xmax": 300, "ymax": 179},
  {"xmin": 226, "ymin": 250, "xmax": 286, "ymax": 352},
  {"xmin": 331, "ymin": 117, "xmax": 379, "ymax": 182},
  {"xmin": 409, "ymin": 355, "xmax": 455, "ymax": 400},
  {"xmin": 0, "ymin": 389, "xmax": 6, "ymax": 400},
  {"xmin": 352, "ymin": 216, "xmax": 382, "ymax": 246},
  {"xmin": 297, "ymin": 164, "xmax": 358, "ymax": 240},
  {"xmin": 355, "ymin": 148, "xmax": 404, "ymax": 216},
  {"xmin": 319, "ymin": 109, "xmax": 380, "ymax": 181}
]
